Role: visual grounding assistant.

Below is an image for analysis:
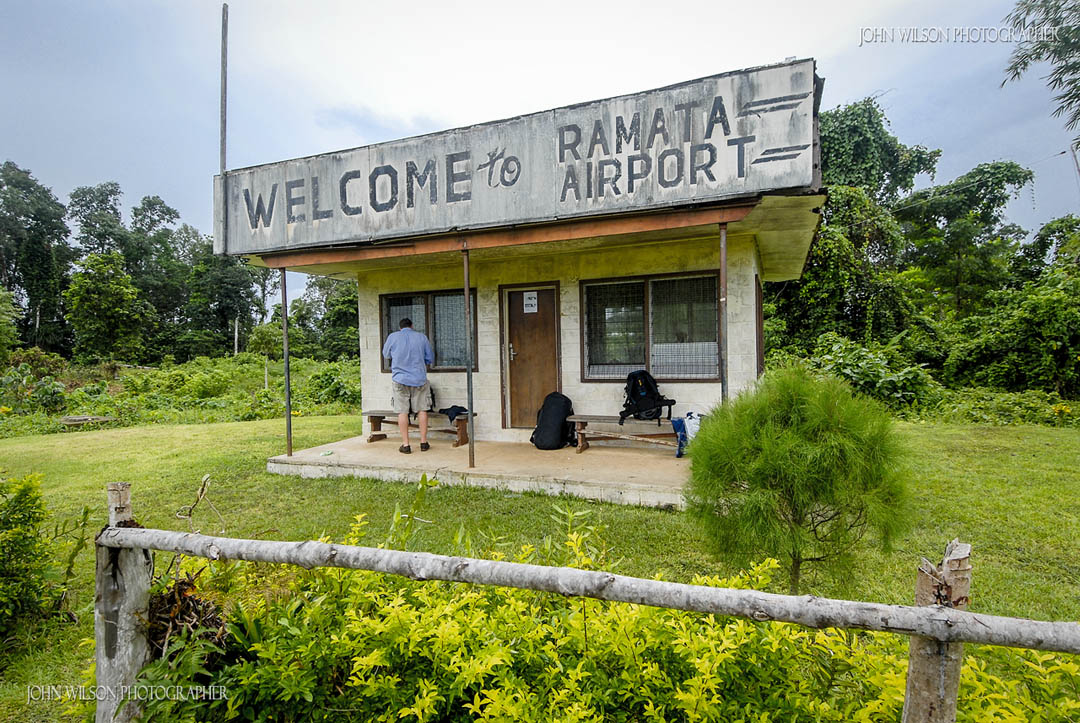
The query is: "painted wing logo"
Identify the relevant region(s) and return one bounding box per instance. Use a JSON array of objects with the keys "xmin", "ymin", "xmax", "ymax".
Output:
[
  {"xmin": 752, "ymin": 144, "xmax": 811, "ymax": 166},
  {"xmin": 736, "ymin": 92, "xmax": 812, "ymax": 117},
  {"xmin": 736, "ymin": 91, "xmax": 813, "ymax": 168}
]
